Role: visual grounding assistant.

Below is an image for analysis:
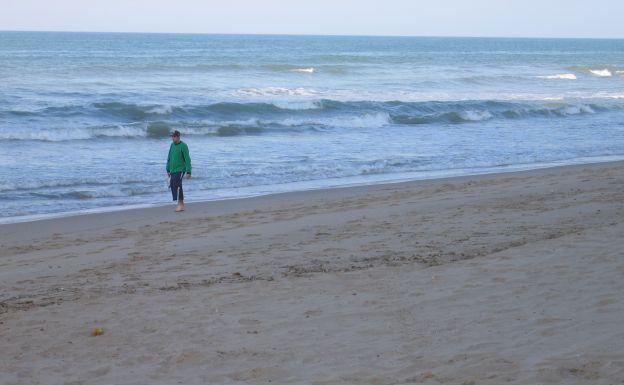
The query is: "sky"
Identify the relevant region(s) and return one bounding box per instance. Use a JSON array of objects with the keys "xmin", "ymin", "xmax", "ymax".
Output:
[{"xmin": 1, "ymin": 0, "xmax": 623, "ymax": 38}]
